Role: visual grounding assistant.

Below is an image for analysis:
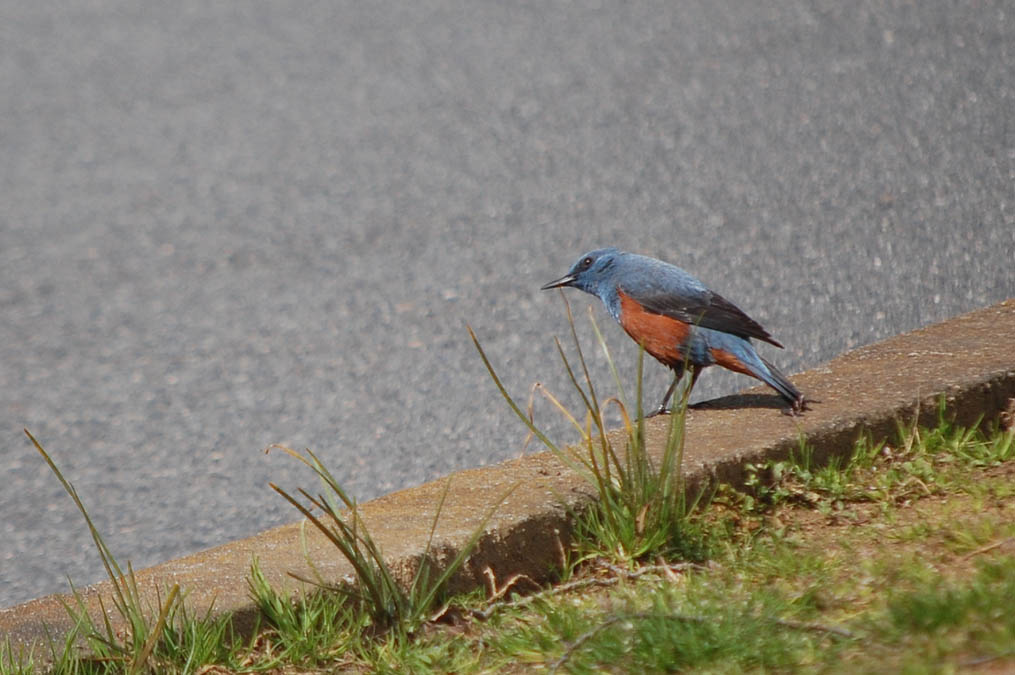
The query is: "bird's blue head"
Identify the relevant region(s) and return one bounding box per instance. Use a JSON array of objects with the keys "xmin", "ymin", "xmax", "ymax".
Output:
[{"xmin": 541, "ymin": 247, "xmax": 622, "ymax": 296}]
